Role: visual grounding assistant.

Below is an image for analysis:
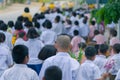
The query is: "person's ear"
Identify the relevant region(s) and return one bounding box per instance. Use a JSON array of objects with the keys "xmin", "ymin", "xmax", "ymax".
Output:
[{"xmin": 42, "ymin": 77, "xmax": 45, "ymax": 80}]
